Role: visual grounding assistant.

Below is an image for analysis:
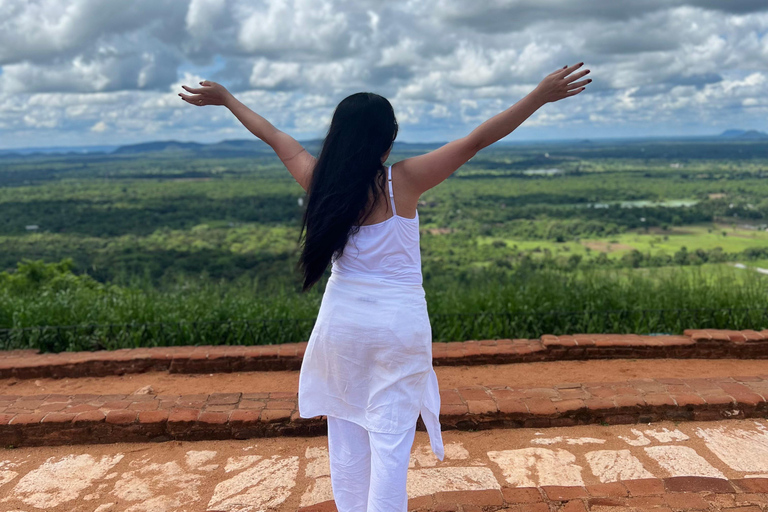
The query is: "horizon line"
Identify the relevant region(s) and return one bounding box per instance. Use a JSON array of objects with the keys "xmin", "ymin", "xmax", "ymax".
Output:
[{"xmin": 1, "ymin": 129, "xmax": 767, "ymax": 153}]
